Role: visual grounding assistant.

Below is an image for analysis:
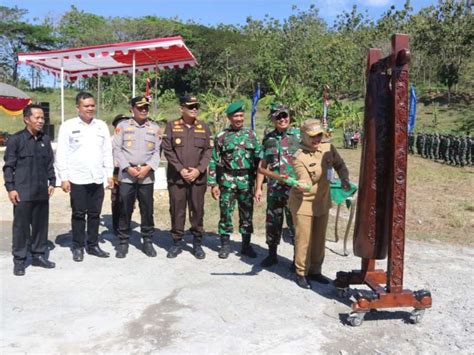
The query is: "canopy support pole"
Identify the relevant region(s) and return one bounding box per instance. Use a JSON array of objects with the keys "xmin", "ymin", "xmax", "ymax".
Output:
[
  {"xmin": 132, "ymin": 52, "xmax": 136, "ymax": 97},
  {"xmin": 61, "ymin": 59, "xmax": 64, "ymax": 125},
  {"xmin": 154, "ymin": 62, "xmax": 159, "ymax": 113},
  {"xmin": 97, "ymin": 68, "xmax": 101, "ymax": 118}
]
